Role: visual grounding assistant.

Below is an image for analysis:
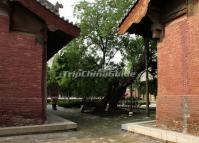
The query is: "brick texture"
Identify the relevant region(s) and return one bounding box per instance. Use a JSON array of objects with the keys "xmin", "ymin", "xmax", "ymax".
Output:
[
  {"xmin": 0, "ymin": 15, "xmax": 45, "ymax": 126},
  {"xmin": 157, "ymin": 14, "xmax": 199, "ymax": 135},
  {"xmin": 0, "ymin": 15, "xmax": 9, "ymax": 32}
]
